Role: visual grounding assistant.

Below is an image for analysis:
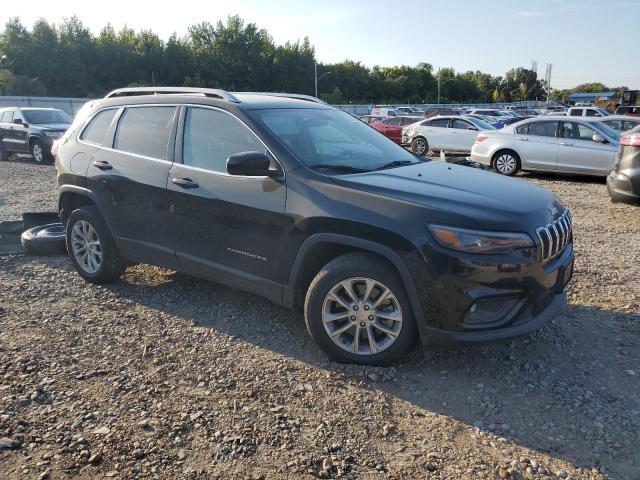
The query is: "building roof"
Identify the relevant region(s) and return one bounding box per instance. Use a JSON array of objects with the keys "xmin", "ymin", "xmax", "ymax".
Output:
[{"xmin": 569, "ymin": 92, "xmax": 616, "ymax": 99}]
